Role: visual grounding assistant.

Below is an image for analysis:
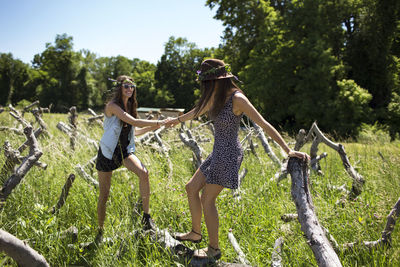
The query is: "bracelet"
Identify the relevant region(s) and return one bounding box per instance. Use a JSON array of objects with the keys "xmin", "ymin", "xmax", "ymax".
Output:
[{"xmin": 177, "ymin": 116, "xmax": 183, "ymax": 123}]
